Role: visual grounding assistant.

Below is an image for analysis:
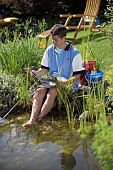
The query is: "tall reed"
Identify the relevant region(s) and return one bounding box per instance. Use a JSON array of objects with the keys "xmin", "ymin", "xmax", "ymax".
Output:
[
  {"xmin": 57, "ymin": 86, "xmax": 75, "ymax": 128},
  {"xmin": 0, "ymin": 36, "xmax": 44, "ymax": 76},
  {"xmin": 78, "ymin": 77, "xmax": 105, "ymax": 137}
]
